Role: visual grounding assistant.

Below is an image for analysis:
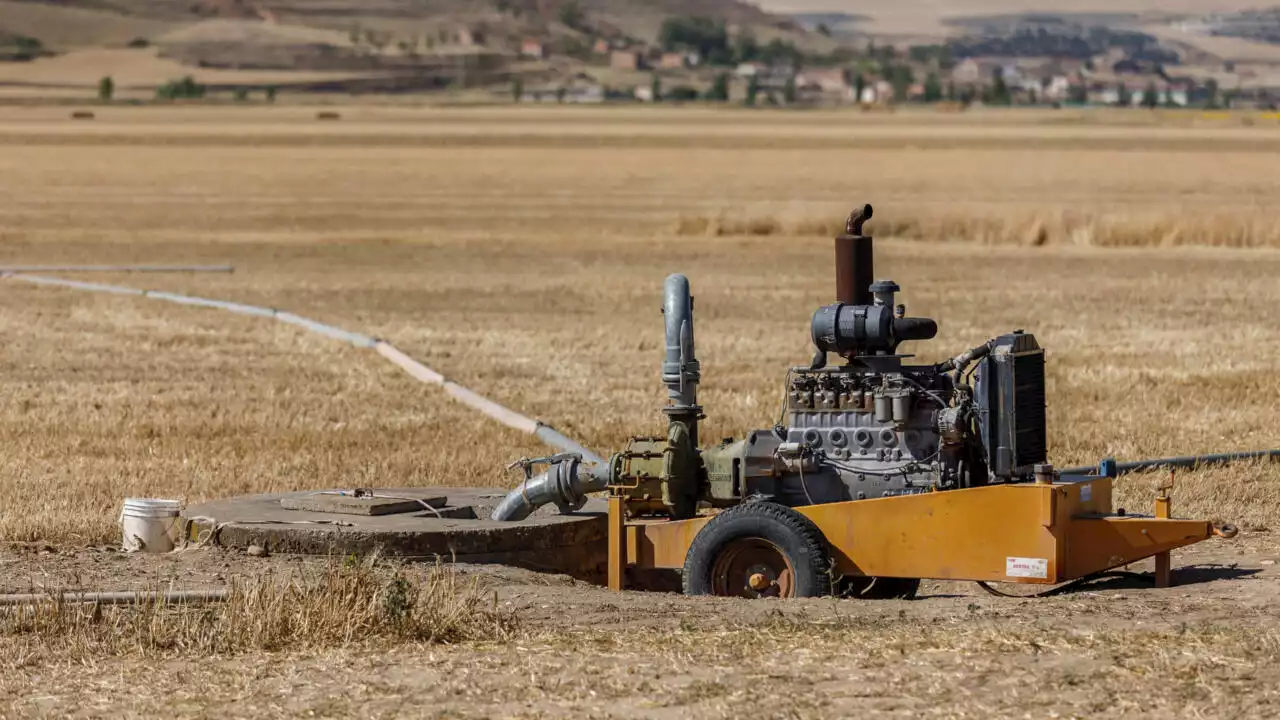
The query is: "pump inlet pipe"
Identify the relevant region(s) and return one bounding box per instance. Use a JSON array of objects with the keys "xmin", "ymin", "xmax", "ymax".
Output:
[{"xmin": 1062, "ymin": 449, "xmax": 1280, "ymax": 478}]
